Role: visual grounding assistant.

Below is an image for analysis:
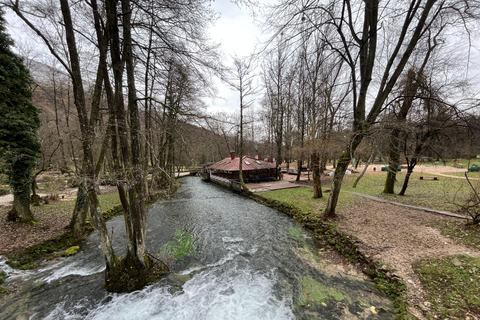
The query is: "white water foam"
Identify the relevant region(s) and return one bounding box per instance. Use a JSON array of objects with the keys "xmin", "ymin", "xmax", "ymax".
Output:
[
  {"xmin": 42, "ymin": 261, "xmax": 106, "ymax": 283},
  {"xmin": 0, "ymin": 255, "xmax": 24, "ymax": 277},
  {"xmin": 42, "ymin": 266, "xmax": 293, "ymax": 320},
  {"xmin": 221, "ymin": 237, "xmax": 244, "ymax": 243}
]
